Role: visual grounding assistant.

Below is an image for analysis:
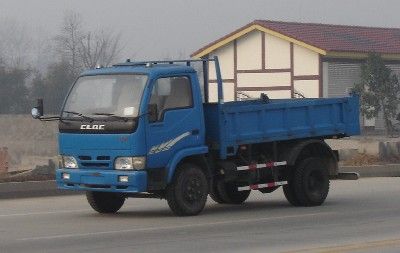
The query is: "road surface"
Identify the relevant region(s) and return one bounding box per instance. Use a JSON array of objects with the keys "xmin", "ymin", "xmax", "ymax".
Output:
[{"xmin": 1, "ymin": 177, "xmax": 400, "ymax": 253}]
